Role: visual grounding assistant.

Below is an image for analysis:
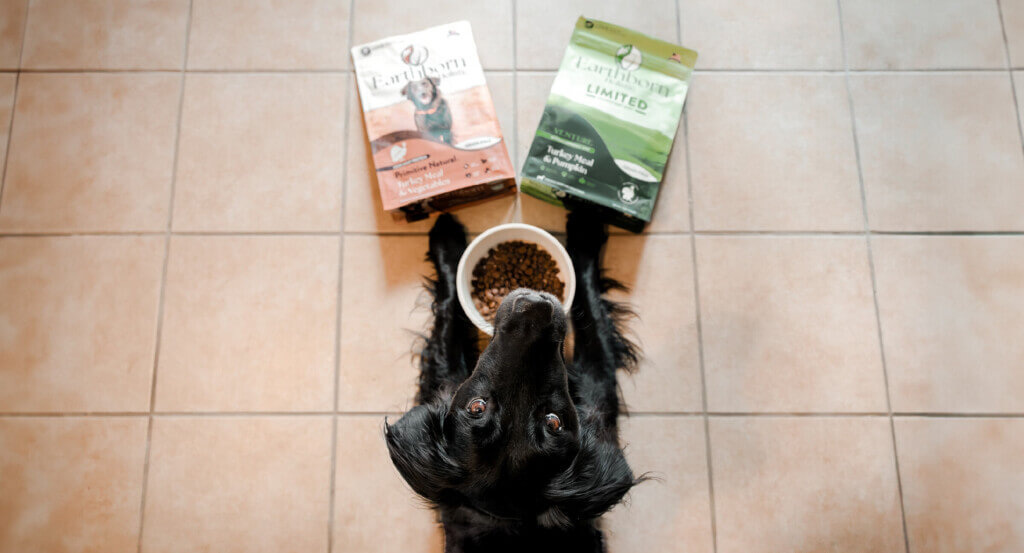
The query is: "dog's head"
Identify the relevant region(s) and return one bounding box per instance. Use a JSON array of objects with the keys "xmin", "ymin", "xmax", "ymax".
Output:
[
  {"xmin": 385, "ymin": 289, "xmax": 637, "ymax": 528},
  {"xmin": 401, "ymin": 77, "xmax": 441, "ymax": 109}
]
